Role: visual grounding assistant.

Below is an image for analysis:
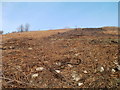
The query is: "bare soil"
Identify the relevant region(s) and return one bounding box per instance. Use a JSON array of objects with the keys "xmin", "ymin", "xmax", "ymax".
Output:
[{"xmin": 1, "ymin": 27, "xmax": 120, "ymax": 88}]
